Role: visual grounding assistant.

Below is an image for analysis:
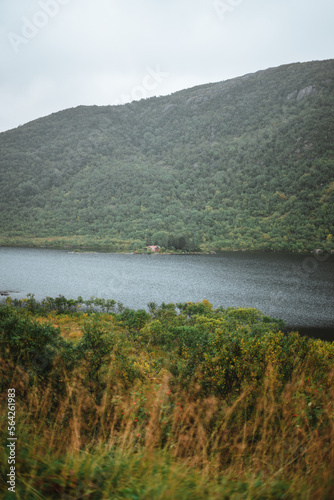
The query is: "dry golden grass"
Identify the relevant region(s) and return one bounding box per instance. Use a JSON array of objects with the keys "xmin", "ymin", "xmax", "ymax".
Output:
[{"xmin": 1, "ymin": 359, "xmax": 334, "ymax": 499}]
